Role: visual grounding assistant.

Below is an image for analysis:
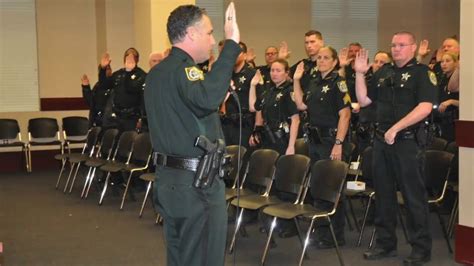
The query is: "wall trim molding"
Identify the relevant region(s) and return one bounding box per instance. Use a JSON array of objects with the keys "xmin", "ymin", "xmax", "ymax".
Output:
[{"xmin": 40, "ymin": 97, "xmax": 88, "ymax": 111}]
